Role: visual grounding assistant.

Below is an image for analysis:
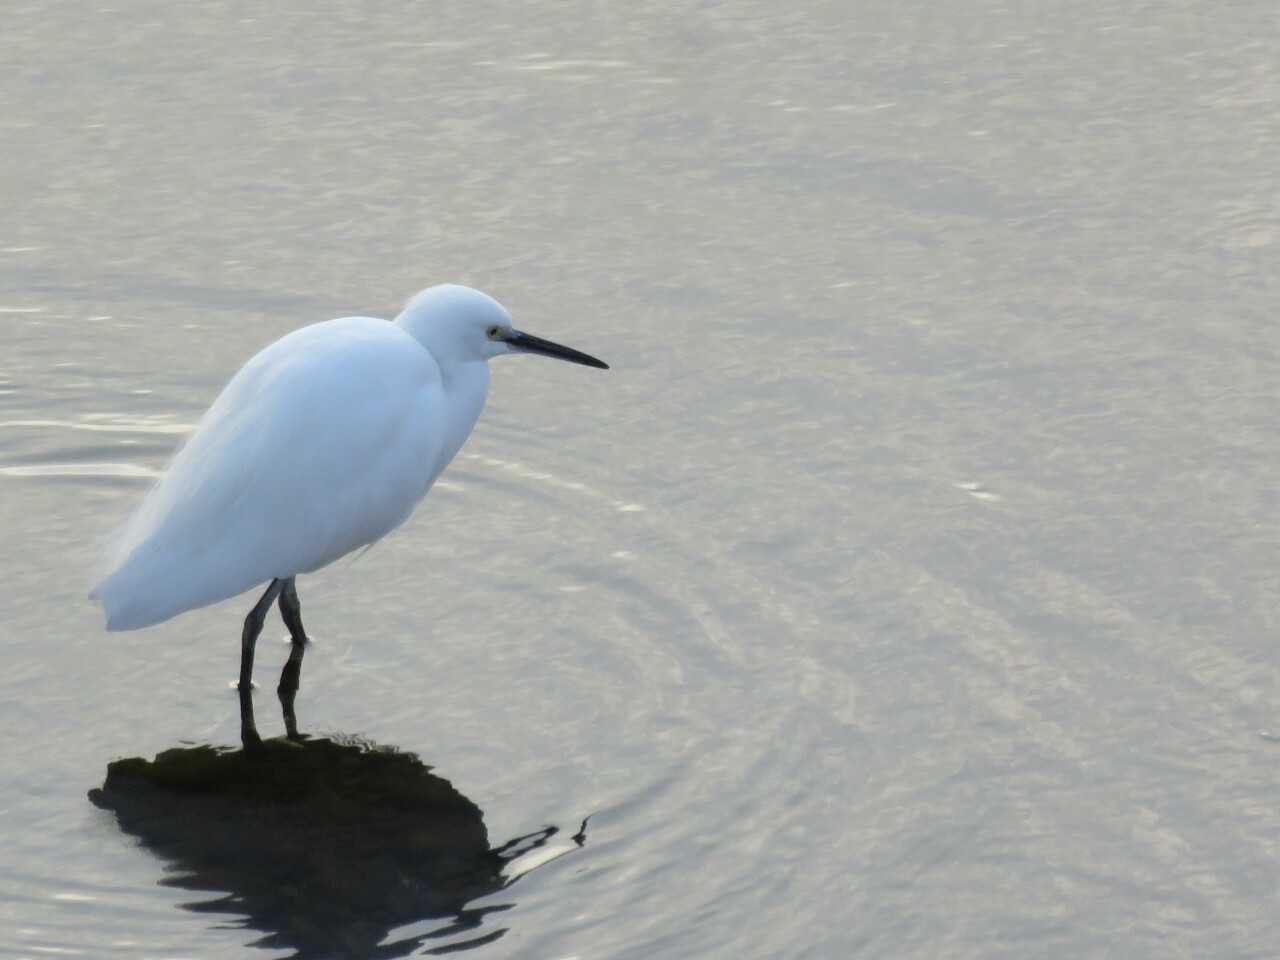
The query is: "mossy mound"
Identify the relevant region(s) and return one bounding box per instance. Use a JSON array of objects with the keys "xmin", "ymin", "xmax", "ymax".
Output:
[{"xmin": 90, "ymin": 736, "xmax": 504, "ymax": 958}]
